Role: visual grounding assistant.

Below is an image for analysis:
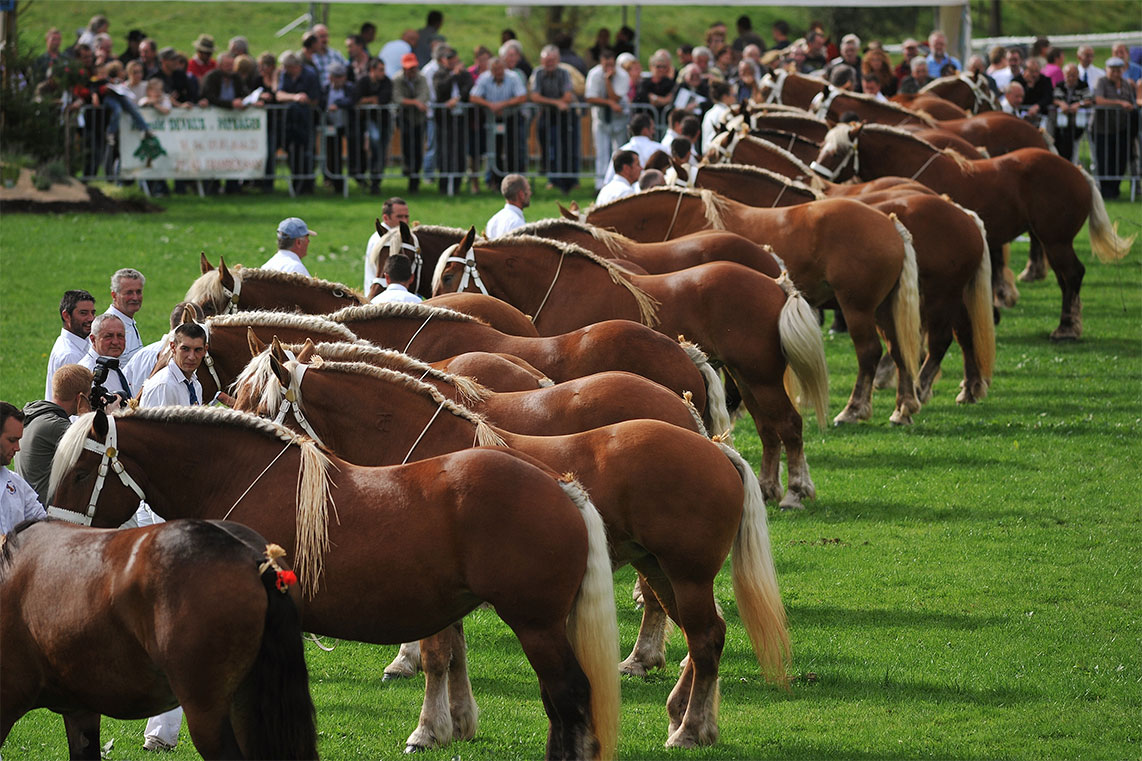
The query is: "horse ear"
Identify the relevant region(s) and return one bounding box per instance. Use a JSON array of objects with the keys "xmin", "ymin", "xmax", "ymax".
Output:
[
  {"xmin": 218, "ymin": 256, "xmax": 235, "ymax": 292},
  {"xmin": 247, "ymin": 327, "xmax": 267, "ymax": 357},
  {"xmin": 400, "ymin": 221, "xmax": 412, "ymax": 241},
  {"xmin": 92, "ymin": 409, "xmax": 109, "ymax": 439},
  {"xmin": 270, "ymin": 336, "xmax": 289, "ymax": 364},
  {"xmin": 267, "ymin": 351, "xmax": 291, "ymax": 386},
  {"xmin": 200, "ymin": 252, "xmax": 214, "ymax": 273},
  {"xmin": 375, "ymin": 217, "xmax": 385, "ymax": 237},
  {"xmin": 295, "ymin": 338, "xmax": 316, "ymax": 364},
  {"xmin": 460, "ymin": 226, "xmax": 477, "ymax": 255},
  {"xmin": 179, "ymin": 305, "xmax": 197, "ymax": 325},
  {"xmin": 557, "ymin": 202, "xmax": 575, "ymax": 220}
]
